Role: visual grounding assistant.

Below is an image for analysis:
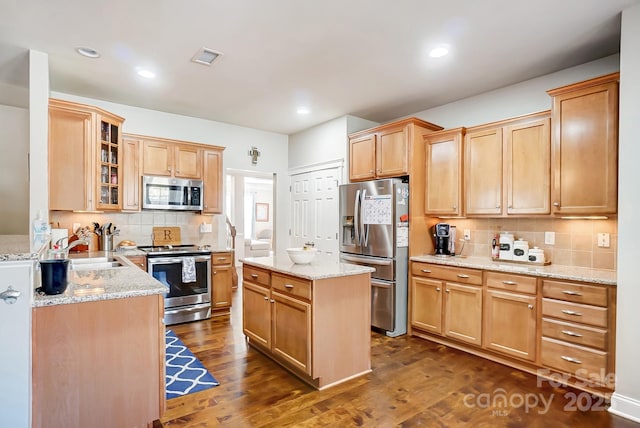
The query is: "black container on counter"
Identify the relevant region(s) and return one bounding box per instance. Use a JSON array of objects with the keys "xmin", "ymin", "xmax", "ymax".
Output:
[{"xmin": 40, "ymin": 259, "xmax": 70, "ymax": 295}]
